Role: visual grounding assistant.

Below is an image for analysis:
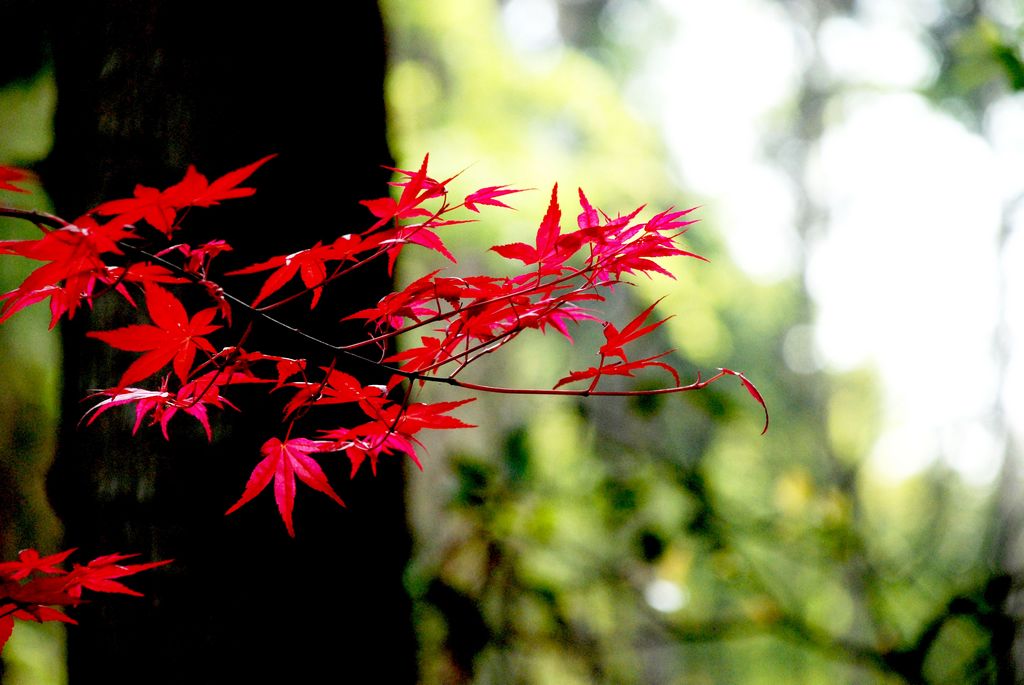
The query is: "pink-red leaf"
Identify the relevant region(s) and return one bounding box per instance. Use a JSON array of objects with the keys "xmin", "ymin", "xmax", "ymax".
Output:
[
  {"xmin": 87, "ymin": 283, "xmax": 221, "ymax": 386},
  {"xmin": 192, "ymin": 154, "xmax": 276, "ymax": 207},
  {"xmin": 0, "ymin": 548, "xmax": 77, "ymax": 581},
  {"xmin": 490, "ymin": 184, "xmax": 562, "ymax": 266},
  {"xmin": 93, "ymin": 156, "xmax": 274, "ymax": 236},
  {"xmin": 464, "ymin": 185, "xmax": 524, "ymax": 212},
  {"xmin": 554, "ymin": 351, "xmax": 681, "ymax": 389},
  {"xmin": 0, "ymin": 166, "xmax": 33, "ymax": 193},
  {"xmin": 719, "ymin": 368, "xmax": 769, "ymax": 434},
  {"xmin": 65, "ymin": 555, "xmax": 173, "ymax": 598},
  {"xmin": 225, "ymin": 437, "xmax": 345, "ymax": 537},
  {"xmin": 599, "ymin": 298, "xmax": 671, "ymax": 362},
  {"xmin": 0, "ymin": 616, "xmax": 13, "ymax": 654},
  {"xmin": 489, "ymin": 241, "xmax": 538, "ymax": 265}
]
